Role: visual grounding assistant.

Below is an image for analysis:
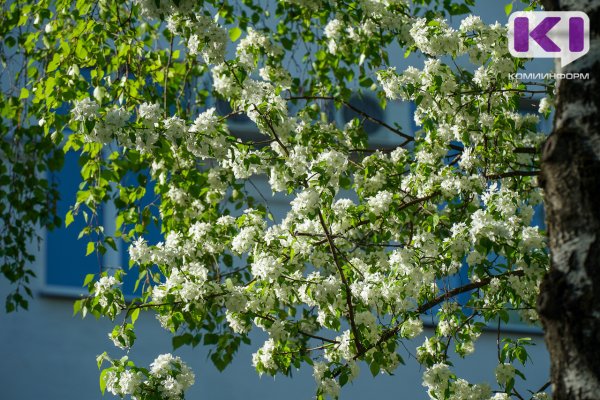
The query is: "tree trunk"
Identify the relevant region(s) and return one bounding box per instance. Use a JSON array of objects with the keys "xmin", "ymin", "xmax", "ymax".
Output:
[{"xmin": 538, "ymin": 0, "xmax": 600, "ymax": 399}]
